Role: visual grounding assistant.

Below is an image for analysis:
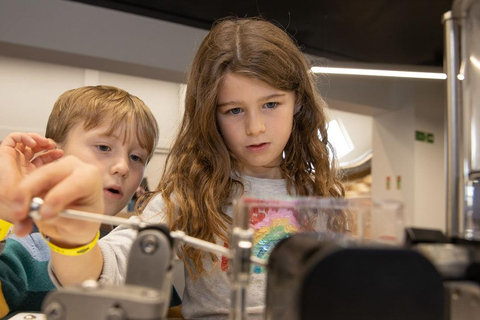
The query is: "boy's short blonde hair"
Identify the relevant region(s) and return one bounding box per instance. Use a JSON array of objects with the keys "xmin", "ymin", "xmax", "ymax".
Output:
[{"xmin": 46, "ymin": 85, "xmax": 159, "ymax": 161}]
